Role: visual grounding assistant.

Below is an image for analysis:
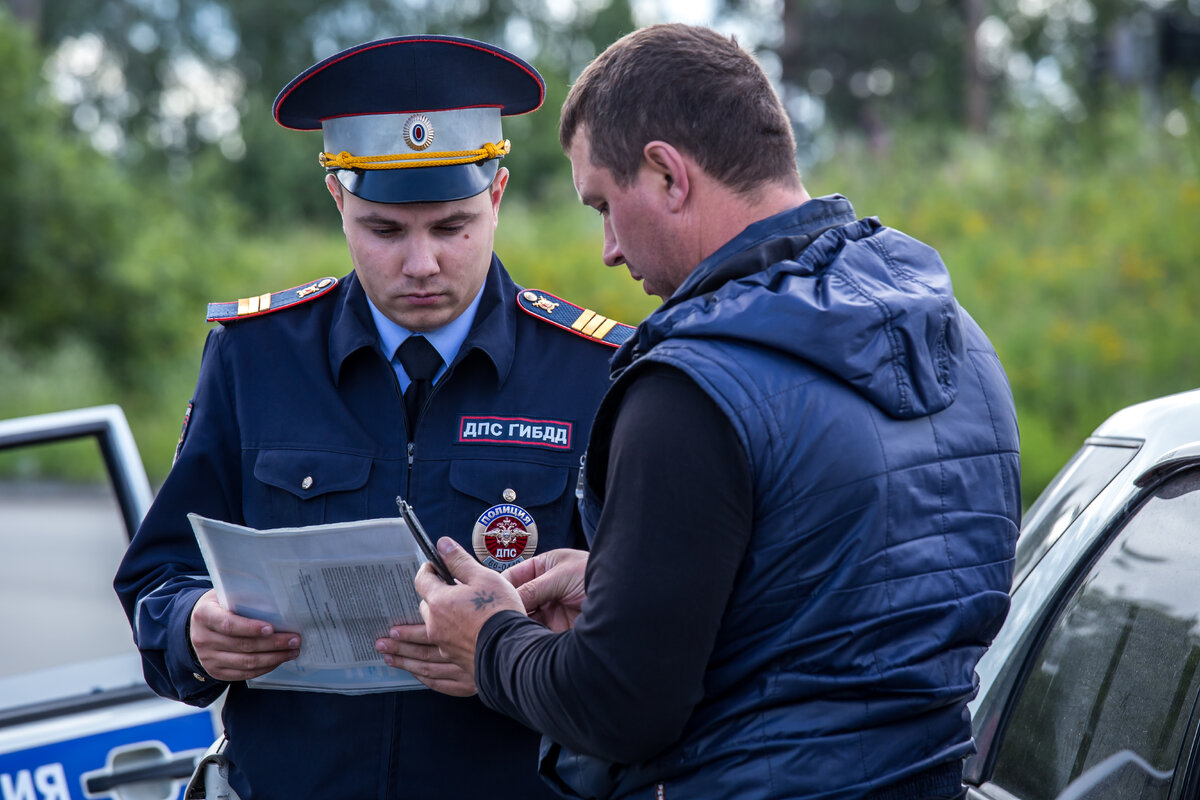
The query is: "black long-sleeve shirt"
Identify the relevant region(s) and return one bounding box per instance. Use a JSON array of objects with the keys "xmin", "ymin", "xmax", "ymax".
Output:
[{"xmin": 475, "ymin": 364, "xmax": 753, "ymax": 763}]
